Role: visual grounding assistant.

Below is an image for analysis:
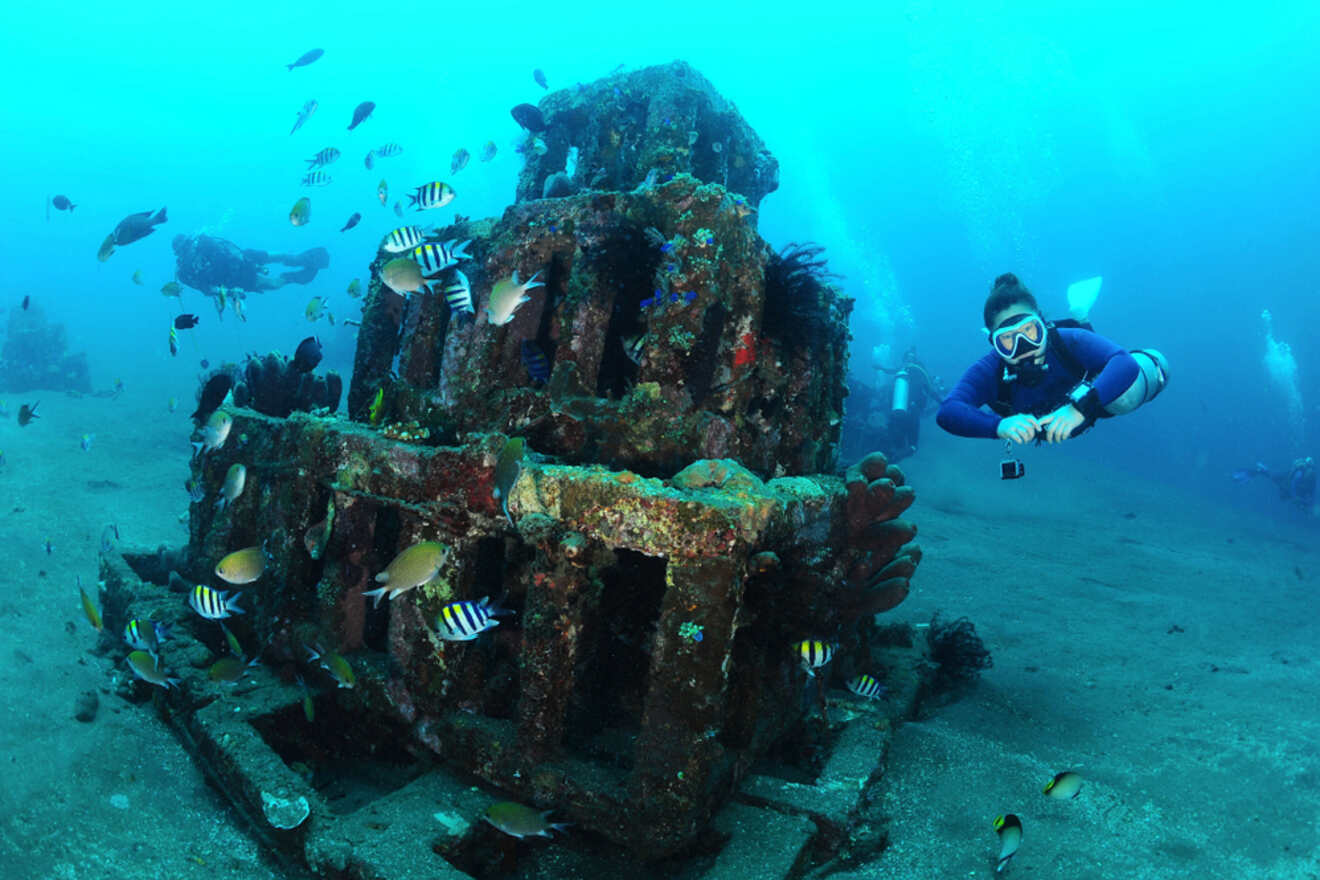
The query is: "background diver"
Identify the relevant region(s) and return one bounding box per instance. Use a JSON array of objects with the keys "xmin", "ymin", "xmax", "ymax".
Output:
[
  {"xmin": 875, "ymin": 347, "xmax": 945, "ymax": 462},
  {"xmin": 1233, "ymin": 456, "xmax": 1317, "ymax": 511},
  {"xmin": 936, "ymin": 272, "xmax": 1169, "ymax": 446}
]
